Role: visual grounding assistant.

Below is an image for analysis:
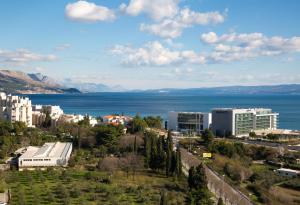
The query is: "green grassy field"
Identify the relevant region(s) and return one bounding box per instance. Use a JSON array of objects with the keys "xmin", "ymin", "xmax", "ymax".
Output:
[{"xmin": 5, "ymin": 169, "xmax": 188, "ymax": 205}]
